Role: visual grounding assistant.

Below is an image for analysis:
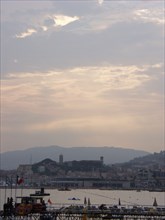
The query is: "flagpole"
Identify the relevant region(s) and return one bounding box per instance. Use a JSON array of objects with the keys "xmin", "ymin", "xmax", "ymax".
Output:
[
  {"xmin": 15, "ymin": 175, "xmax": 18, "ymax": 203},
  {"xmin": 10, "ymin": 176, "xmax": 13, "ymax": 198},
  {"xmin": 21, "ymin": 183, "xmax": 23, "ymax": 197},
  {"xmin": 4, "ymin": 176, "xmax": 7, "ymax": 203},
  {"xmin": 17, "ymin": 176, "xmax": 24, "ymax": 196},
  {"xmin": 21, "ymin": 176, "xmax": 24, "ymax": 197}
]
